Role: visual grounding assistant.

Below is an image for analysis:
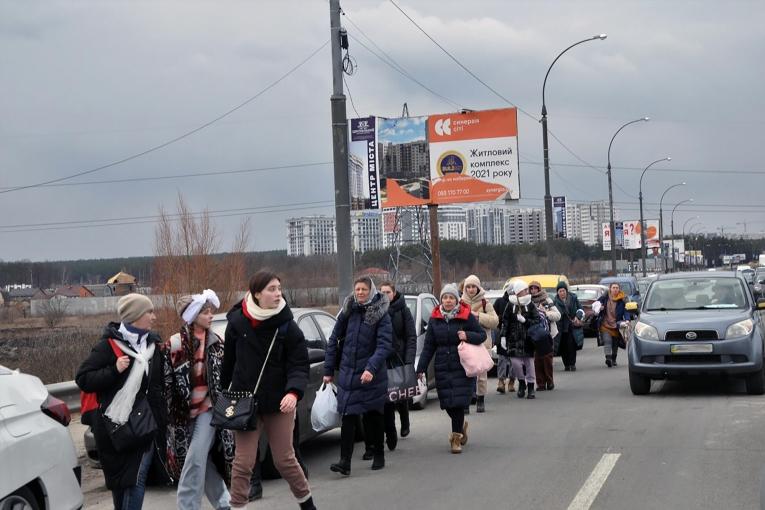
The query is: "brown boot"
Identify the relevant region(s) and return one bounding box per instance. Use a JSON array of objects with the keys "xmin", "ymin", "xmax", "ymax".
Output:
[
  {"xmin": 496, "ymin": 378, "xmax": 506, "ymax": 394},
  {"xmin": 460, "ymin": 421, "xmax": 469, "ymax": 445},
  {"xmin": 449, "ymin": 432, "xmax": 463, "ymax": 453},
  {"xmin": 507, "ymin": 377, "xmax": 515, "ymax": 392}
]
